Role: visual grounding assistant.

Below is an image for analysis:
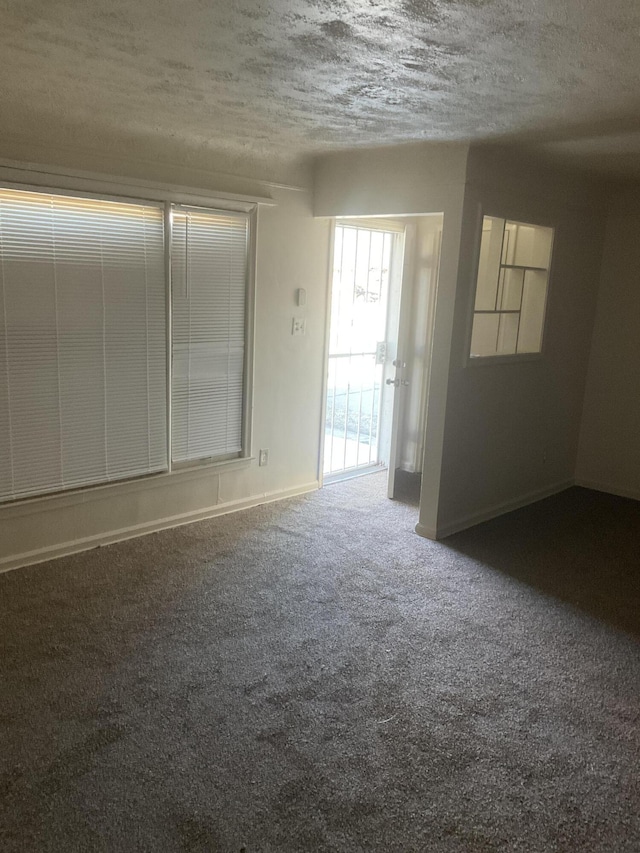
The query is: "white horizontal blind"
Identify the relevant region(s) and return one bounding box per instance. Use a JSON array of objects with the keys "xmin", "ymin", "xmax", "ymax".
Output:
[
  {"xmin": 0, "ymin": 188, "xmax": 167, "ymax": 503},
  {"xmin": 171, "ymin": 206, "xmax": 248, "ymax": 463}
]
